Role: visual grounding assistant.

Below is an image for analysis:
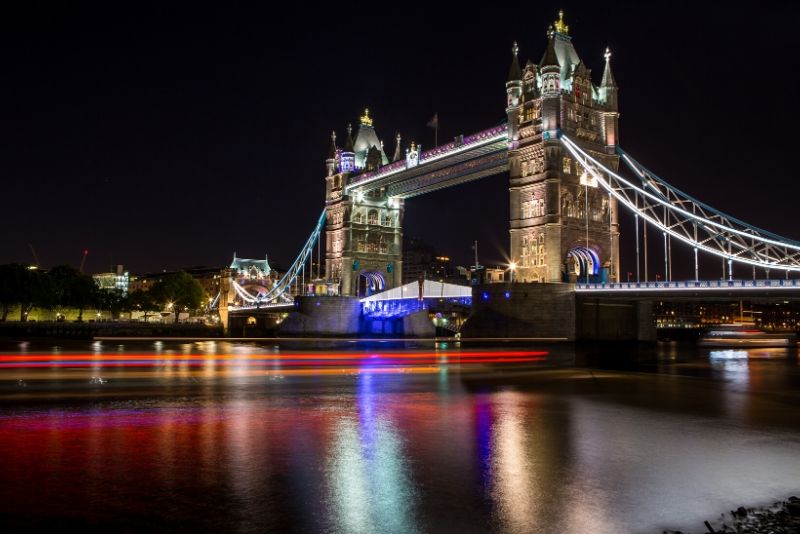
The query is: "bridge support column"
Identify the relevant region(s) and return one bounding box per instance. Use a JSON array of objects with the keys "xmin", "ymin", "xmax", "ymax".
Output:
[{"xmin": 461, "ymin": 283, "xmax": 576, "ymax": 340}]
